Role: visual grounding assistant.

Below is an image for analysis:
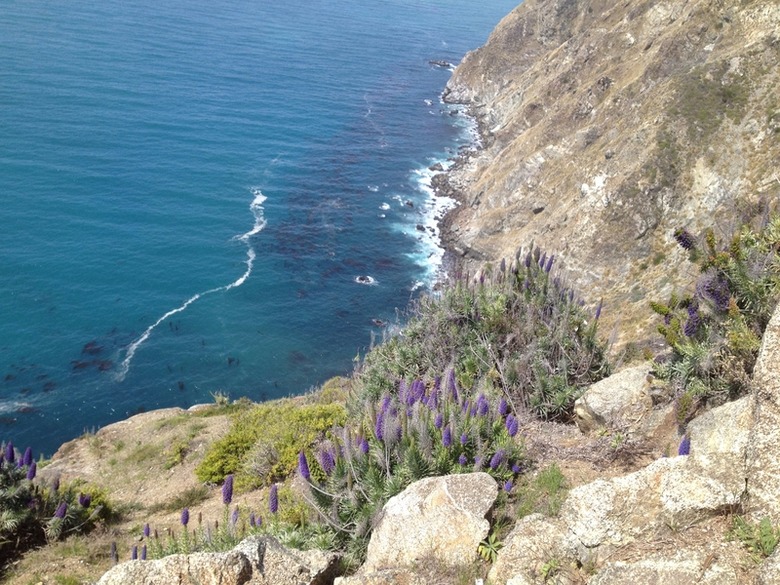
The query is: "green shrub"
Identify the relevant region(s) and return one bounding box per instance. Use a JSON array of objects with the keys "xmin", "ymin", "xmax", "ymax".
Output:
[
  {"xmin": 355, "ymin": 245, "xmax": 610, "ymax": 423},
  {"xmin": 729, "ymin": 516, "xmax": 780, "ymax": 559},
  {"xmin": 195, "ymin": 400, "xmax": 346, "ymax": 491},
  {"xmin": 652, "ymin": 217, "xmax": 780, "ymax": 418}
]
